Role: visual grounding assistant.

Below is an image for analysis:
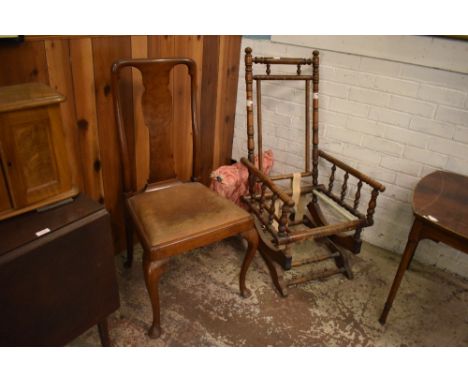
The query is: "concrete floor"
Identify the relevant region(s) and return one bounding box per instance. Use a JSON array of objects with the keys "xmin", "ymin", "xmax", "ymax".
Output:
[{"xmin": 72, "ymin": 237, "xmax": 468, "ymax": 346}]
